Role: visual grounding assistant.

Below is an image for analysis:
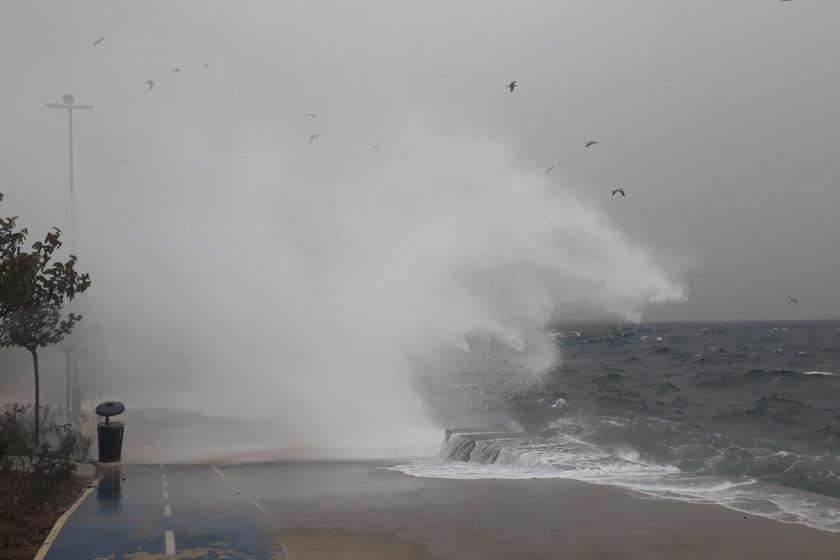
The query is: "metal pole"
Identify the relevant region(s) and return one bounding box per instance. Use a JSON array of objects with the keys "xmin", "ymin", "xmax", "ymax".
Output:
[
  {"xmin": 46, "ymin": 94, "xmax": 91, "ymax": 250},
  {"xmin": 71, "ymin": 351, "xmax": 81, "ymax": 420},
  {"xmin": 68, "ymin": 106, "xmax": 75, "ymax": 249},
  {"xmin": 46, "ymin": 95, "xmax": 92, "ymax": 422},
  {"xmin": 65, "ymin": 349, "xmax": 71, "ymax": 421},
  {"xmin": 67, "ymin": 106, "xmax": 75, "ymax": 419}
]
